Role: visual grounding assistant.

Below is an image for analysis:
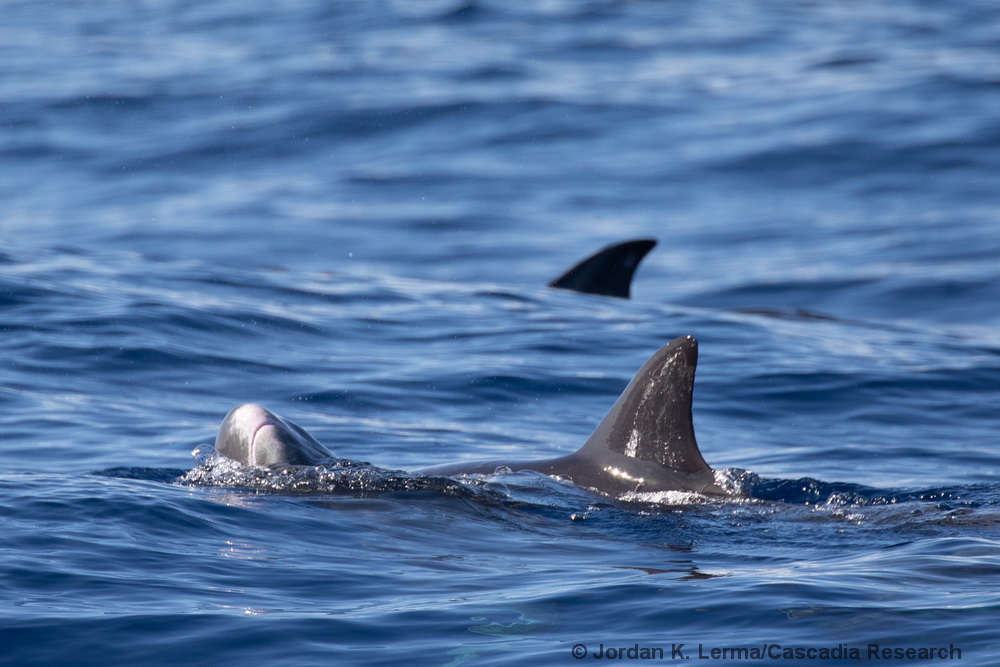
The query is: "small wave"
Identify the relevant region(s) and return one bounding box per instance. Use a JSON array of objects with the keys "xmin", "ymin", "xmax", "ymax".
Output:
[
  {"xmin": 733, "ymin": 469, "xmax": 1000, "ymax": 511},
  {"xmin": 177, "ymin": 447, "xmax": 487, "ymax": 500},
  {"xmin": 617, "ymin": 489, "xmax": 719, "ymax": 506}
]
